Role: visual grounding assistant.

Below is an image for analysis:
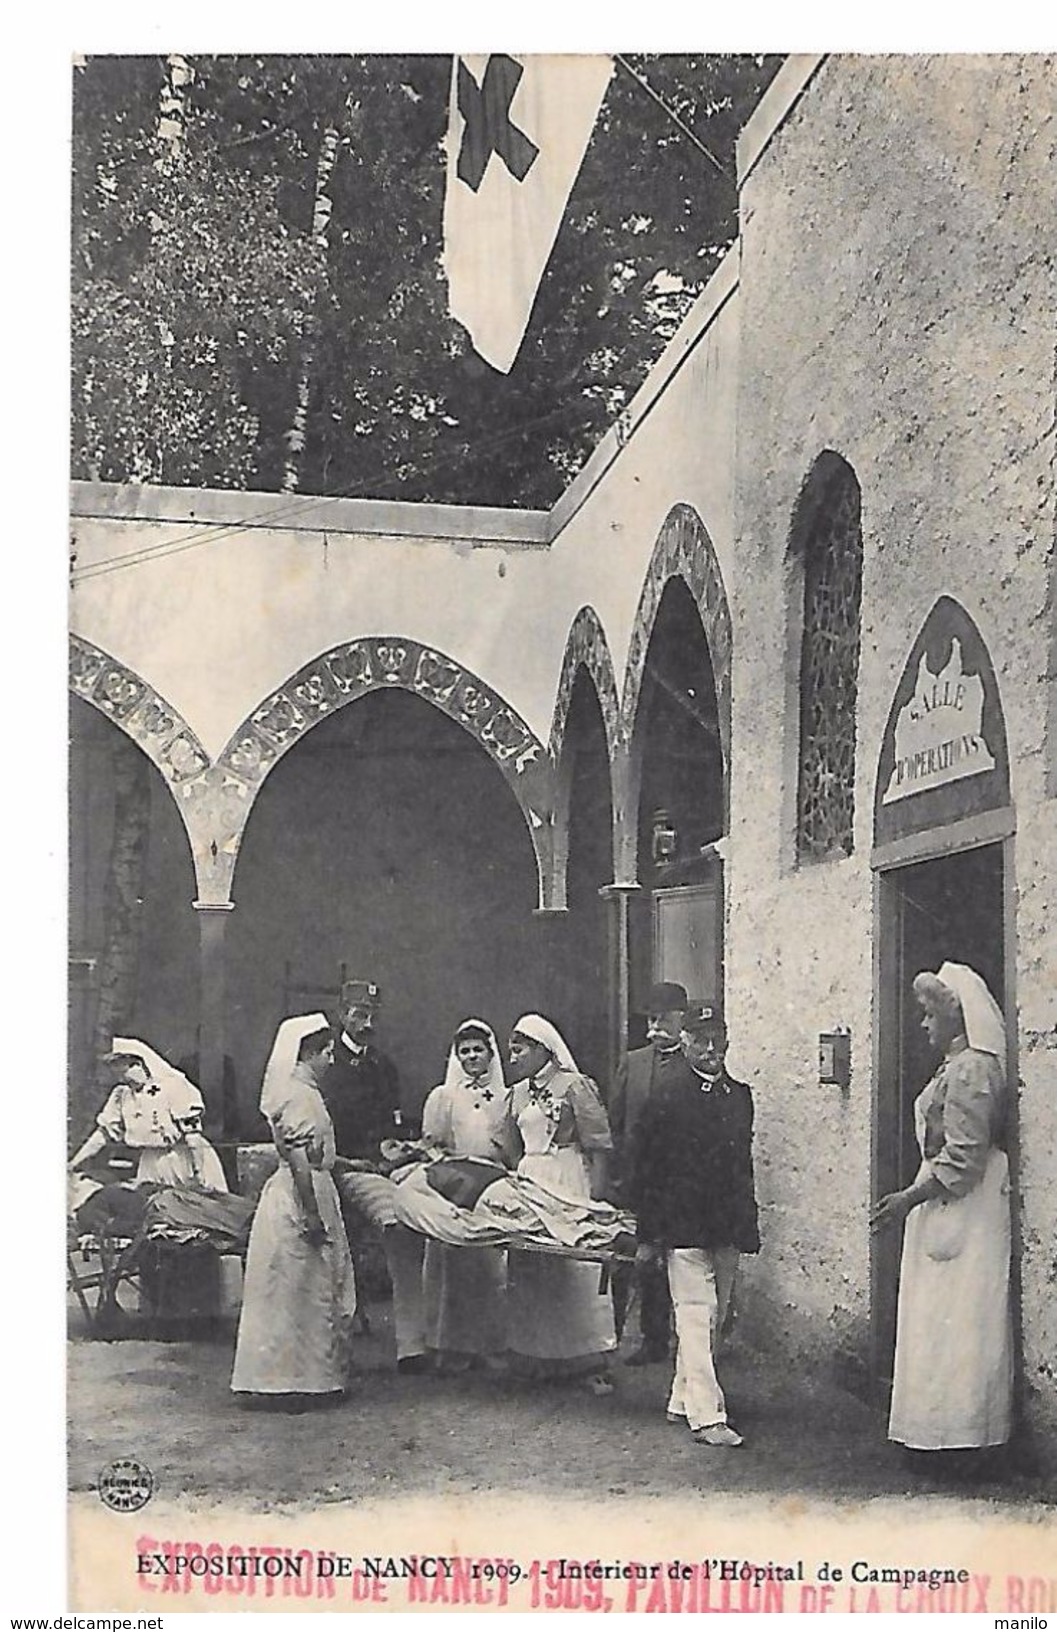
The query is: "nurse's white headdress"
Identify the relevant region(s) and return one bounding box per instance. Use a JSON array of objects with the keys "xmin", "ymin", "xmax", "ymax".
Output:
[
  {"xmin": 510, "ymin": 1013, "xmax": 581, "ymax": 1075},
  {"xmin": 935, "ymin": 962, "xmax": 1007, "ymax": 1066},
  {"xmin": 443, "ymin": 1019, "xmax": 506, "ymax": 1097},
  {"xmin": 259, "ymin": 1013, "xmax": 329, "ymax": 1119},
  {"xmin": 111, "ymin": 1036, "xmax": 202, "ymax": 1117}
]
